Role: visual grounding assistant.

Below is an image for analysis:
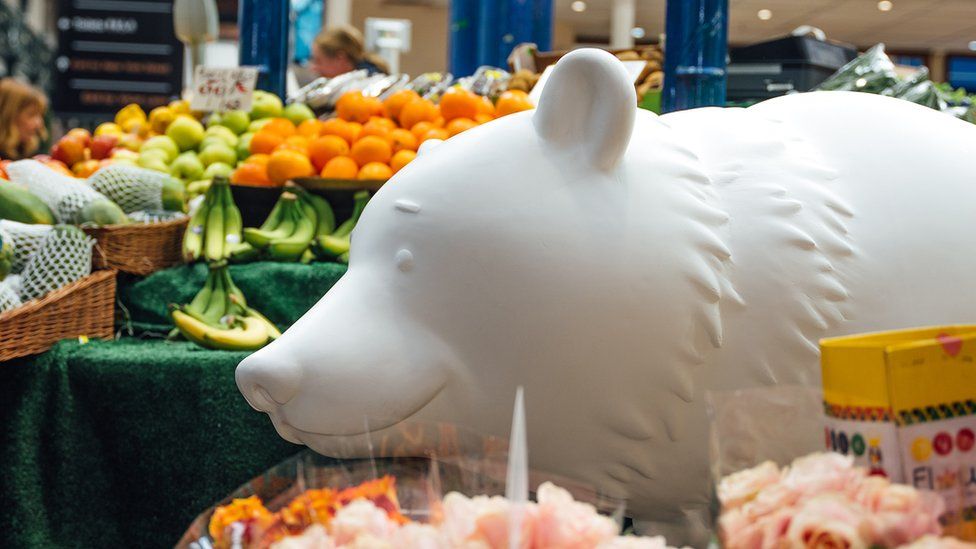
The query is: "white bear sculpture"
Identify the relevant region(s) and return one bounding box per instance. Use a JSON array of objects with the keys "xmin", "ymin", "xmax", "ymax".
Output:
[{"xmin": 236, "ymin": 48, "xmax": 976, "ymax": 544}]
